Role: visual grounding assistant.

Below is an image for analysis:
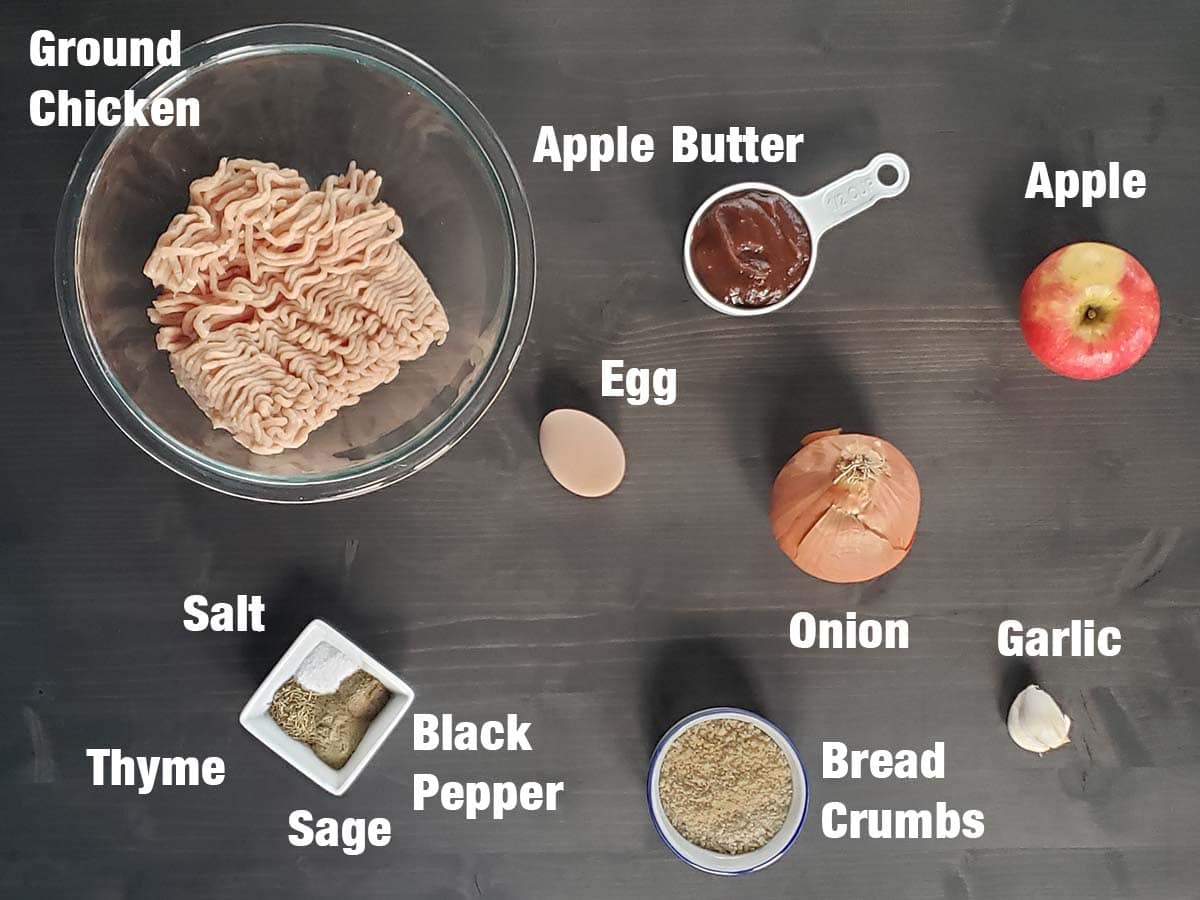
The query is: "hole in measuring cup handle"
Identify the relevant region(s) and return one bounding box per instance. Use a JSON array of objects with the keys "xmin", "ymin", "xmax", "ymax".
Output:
[{"xmin": 868, "ymin": 153, "xmax": 909, "ymax": 194}]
